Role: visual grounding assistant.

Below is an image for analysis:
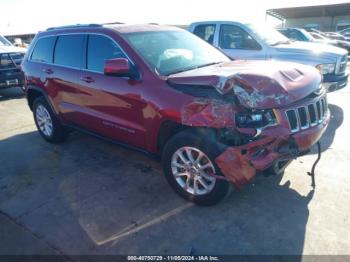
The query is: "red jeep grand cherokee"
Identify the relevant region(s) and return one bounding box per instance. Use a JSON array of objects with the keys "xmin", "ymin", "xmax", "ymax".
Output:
[{"xmin": 22, "ymin": 24, "xmax": 329, "ymax": 205}]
